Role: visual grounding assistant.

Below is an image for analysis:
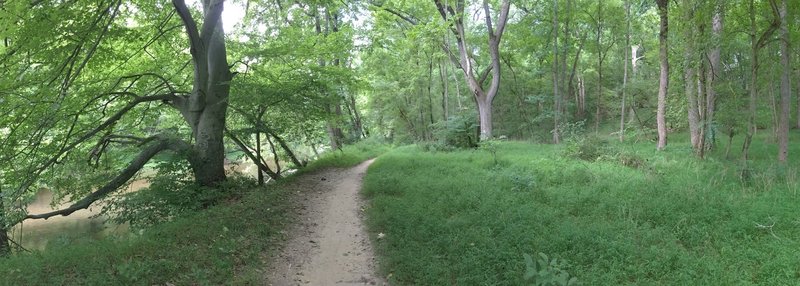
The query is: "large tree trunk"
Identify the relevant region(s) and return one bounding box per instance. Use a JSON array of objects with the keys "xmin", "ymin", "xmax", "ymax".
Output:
[
  {"xmin": 656, "ymin": 0, "xmax": 669, "ymax": 150},
  {"xmin": 173, "ymin": 0, "xmax": 231, "ymax": 186},
  {"xmin": 778, "ymin": 0, "xmax": 791, "ymax": 162}
]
